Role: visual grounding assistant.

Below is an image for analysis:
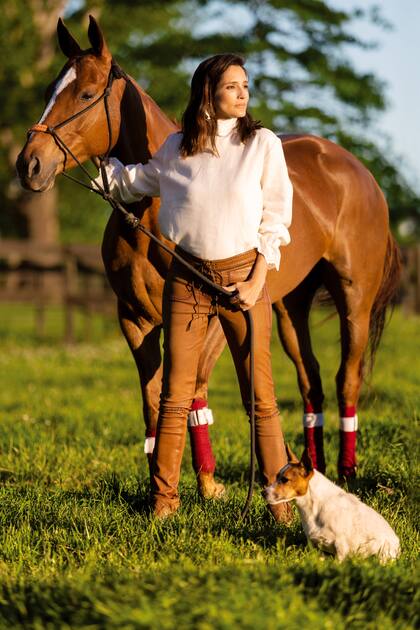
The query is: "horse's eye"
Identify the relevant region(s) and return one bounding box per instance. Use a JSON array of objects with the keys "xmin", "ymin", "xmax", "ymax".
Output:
[{"xmin": 80, "ymin": 91, "xmax": 95, "ymax": 102}]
